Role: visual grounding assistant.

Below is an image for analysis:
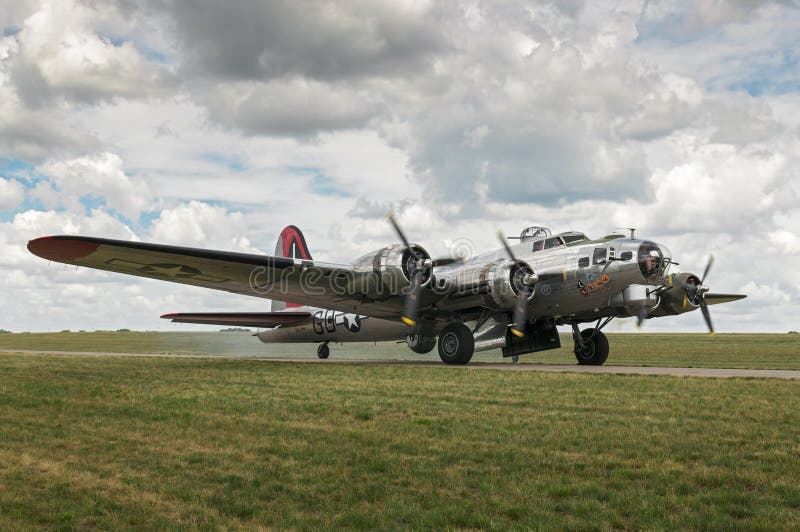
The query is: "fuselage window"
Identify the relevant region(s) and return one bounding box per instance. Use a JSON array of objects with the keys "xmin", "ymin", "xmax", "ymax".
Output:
[
  {"xmin": 532, "ymin": 240, "xmax": 545, "ymax": 252},
  {"xmin": 592, "ymin": 248, "xmax": 607, "ymax": 265},
  {"xmin": 578, "ymin": 257, "xmax": 590, "ymax": 268}
]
